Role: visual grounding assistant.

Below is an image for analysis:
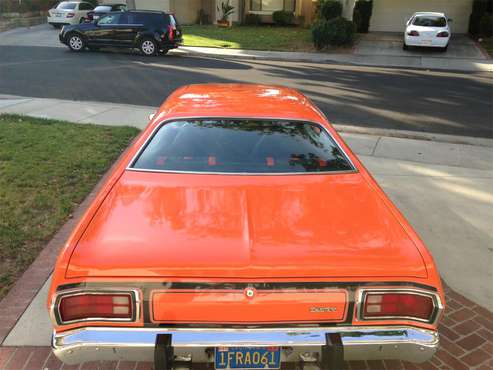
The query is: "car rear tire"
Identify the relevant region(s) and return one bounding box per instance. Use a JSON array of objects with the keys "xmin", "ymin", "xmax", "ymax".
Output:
[
  {"xmin": 67, "ymin": 33, "xmax": 85, "ymax": 52},
  {"xmin": 139, "ymin": 38, "xmax": 157, "ymax": 56},
  {"xmin": 403, "ymin": 42, "xmax": 409, "ymax": 51},
  {"xmin": 441, "ymin": 45, "xmax": 448, "ymax": 52},
  {"xmin": 52, "ymin": 24, "xmax": 62, "ymax": 29}
]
